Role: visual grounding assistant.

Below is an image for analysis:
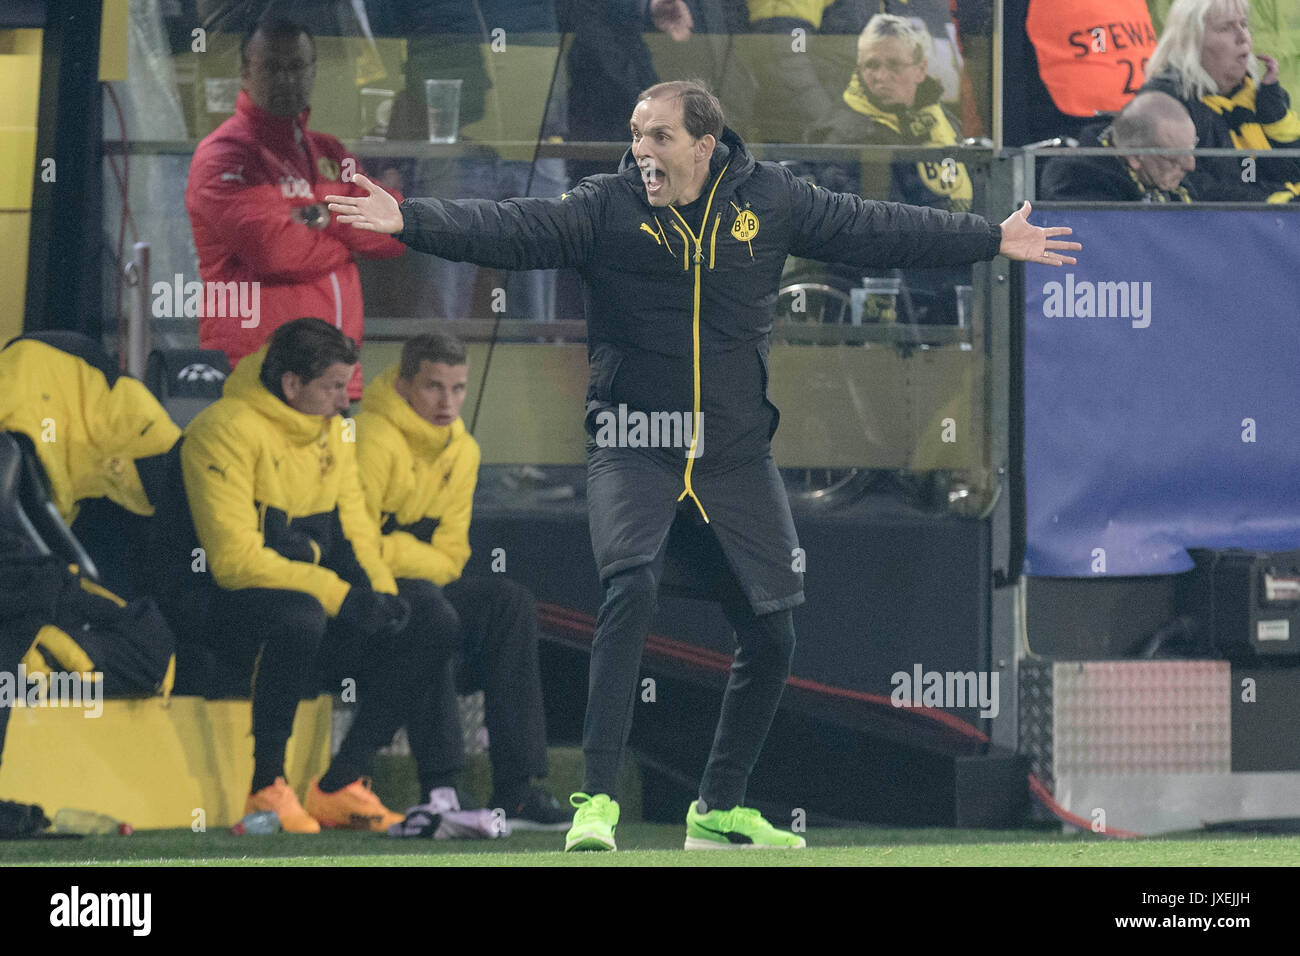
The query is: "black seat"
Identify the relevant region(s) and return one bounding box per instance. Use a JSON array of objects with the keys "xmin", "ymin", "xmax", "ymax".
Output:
[
  {"xmin": 144, "ymin": 349, "xmax": 231, "ymax": 427},
  {"xmin": 0, "ymin": 431, "xmax": 100, "ymax": 581}
]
